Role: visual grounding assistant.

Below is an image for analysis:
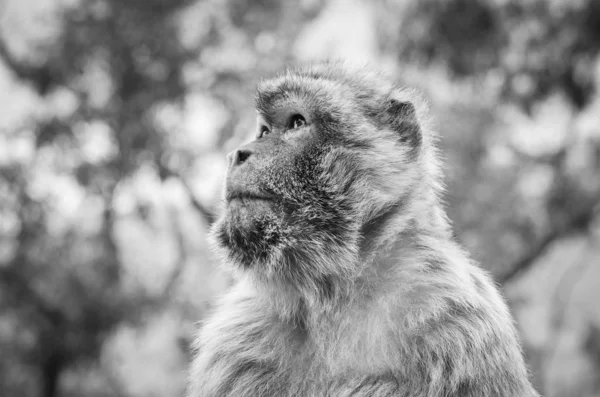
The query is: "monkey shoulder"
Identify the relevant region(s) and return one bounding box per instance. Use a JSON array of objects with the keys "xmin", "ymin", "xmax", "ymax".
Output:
[{"xmin": 378, "ymin": 252, "xmax": 538, "ymax": 397}]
